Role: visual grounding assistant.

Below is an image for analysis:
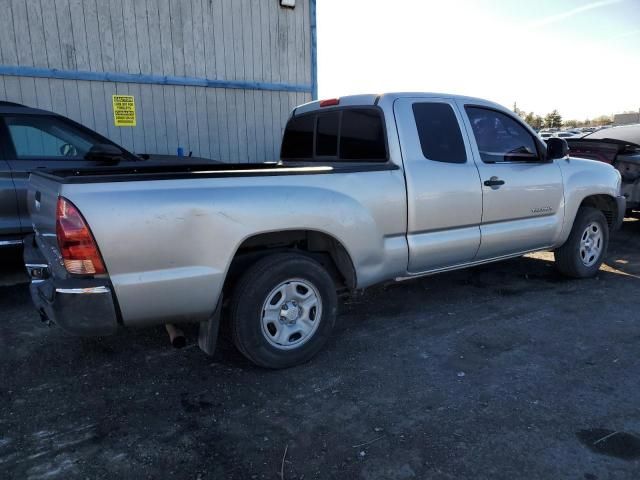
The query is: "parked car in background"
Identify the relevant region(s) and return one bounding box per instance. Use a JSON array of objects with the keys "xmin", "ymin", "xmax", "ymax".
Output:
[
  {"xmin": 554, "ymin": 130, "xmax": 584, "ymax": 139},
  {"xmin": 24, "ymin": 93, "xmax": 625, "ymax": 368},
  {"xmin": 568, "ymin": 124, "xmax": 640, "ymax": 210},
  {"xmin": 540, "ymin": 130, "xmax": 581, "ymax": 140},
  {"xmin": 0, "ymin": 101, "xmax": 218, "ymax": 247}
]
